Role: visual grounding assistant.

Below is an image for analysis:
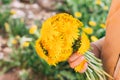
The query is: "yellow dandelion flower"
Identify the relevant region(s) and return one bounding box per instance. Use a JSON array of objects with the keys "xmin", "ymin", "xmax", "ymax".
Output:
[
  {"xmin": 4, "ymin": 22, "xmax": 10, "ymax": 32},
  {"xmin": 10, "ymin": 9, "xmax": 16, "ymax": 15},
  {"xmin": 35, "ymin": 13, "xmax": 83, "ymax": 65},
  {"xmin": 35, "ymin": 13, "xmax": 113, "ymax": 80},
  {"xmin": 78, "ymin": 32, "xmax": 90, "ymax": 54},
  {"xmin": 35, "ymin": 39, "xmax": 48, "ymax": 63},
  {"xmin": 29, "ymin": 25, "xmax": 37, "ymax": 34},
  {"xmin": 12, "ymin": 39, "xmax": 17, "ymax": 44},
  {"xmin": 100, "ymin": 23, "xmax": 106, "ymax": 28},
  {"xmin": 95, "ymin": 0, "xmax": 102, "ymax": 5},
  {"xmin": 103, "ymin": 6, "xmax": 109, "ymax": 11},
  {"xmin": 22, "ymin": 42, "xmax": 30, "ymax": 47},
  {"xmin": 74, "ymin": 58, "xmax": 87, "ymax": 72},
  {"xmin": 62, "ymin": 24, "xmax": 80, "ymax": 44},
  {"xmin": 89, "ymin": 21, "xmax": 96, "ymax": 27},
  {"xmin": 74, "ymin": 12, "xmax": 82, "ymax": 18},
  {"xmin": 82, "ymin": 27, "xmax": 93, "ymax": 34},
  {"xmin": 16, "ymin": 35, "xmax": 21, "ymax": 40},
  {"xmin": 91, "ymin": 36, "xmax": 98, "ymax": 42}
]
